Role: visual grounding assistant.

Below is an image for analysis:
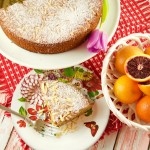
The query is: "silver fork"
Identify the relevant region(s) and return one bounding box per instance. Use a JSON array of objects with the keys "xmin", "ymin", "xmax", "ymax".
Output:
[{"xmin": 0, "ymin": 104, "xmax": 60, "ymax": 136}]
